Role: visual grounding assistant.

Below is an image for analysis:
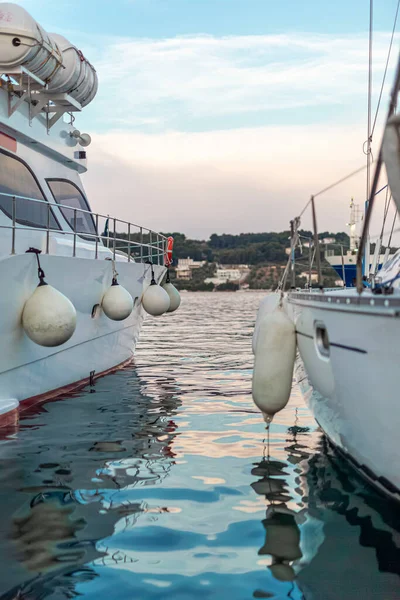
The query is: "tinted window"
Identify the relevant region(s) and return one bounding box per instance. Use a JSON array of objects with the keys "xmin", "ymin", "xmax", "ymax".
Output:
[
  {"xmin": 47, "ymin": 179, "xmax": 96, "ymax": 237},
  {"xmin": 0, "ymin": 151, "xmax": 59, "ymax": 229}
]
